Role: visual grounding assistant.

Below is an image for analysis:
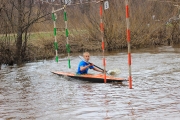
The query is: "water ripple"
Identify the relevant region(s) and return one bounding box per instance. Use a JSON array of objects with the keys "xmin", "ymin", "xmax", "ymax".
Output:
[{"xmin": 0, "ymin": 48, "xmax": 180, "ymax": 119}]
